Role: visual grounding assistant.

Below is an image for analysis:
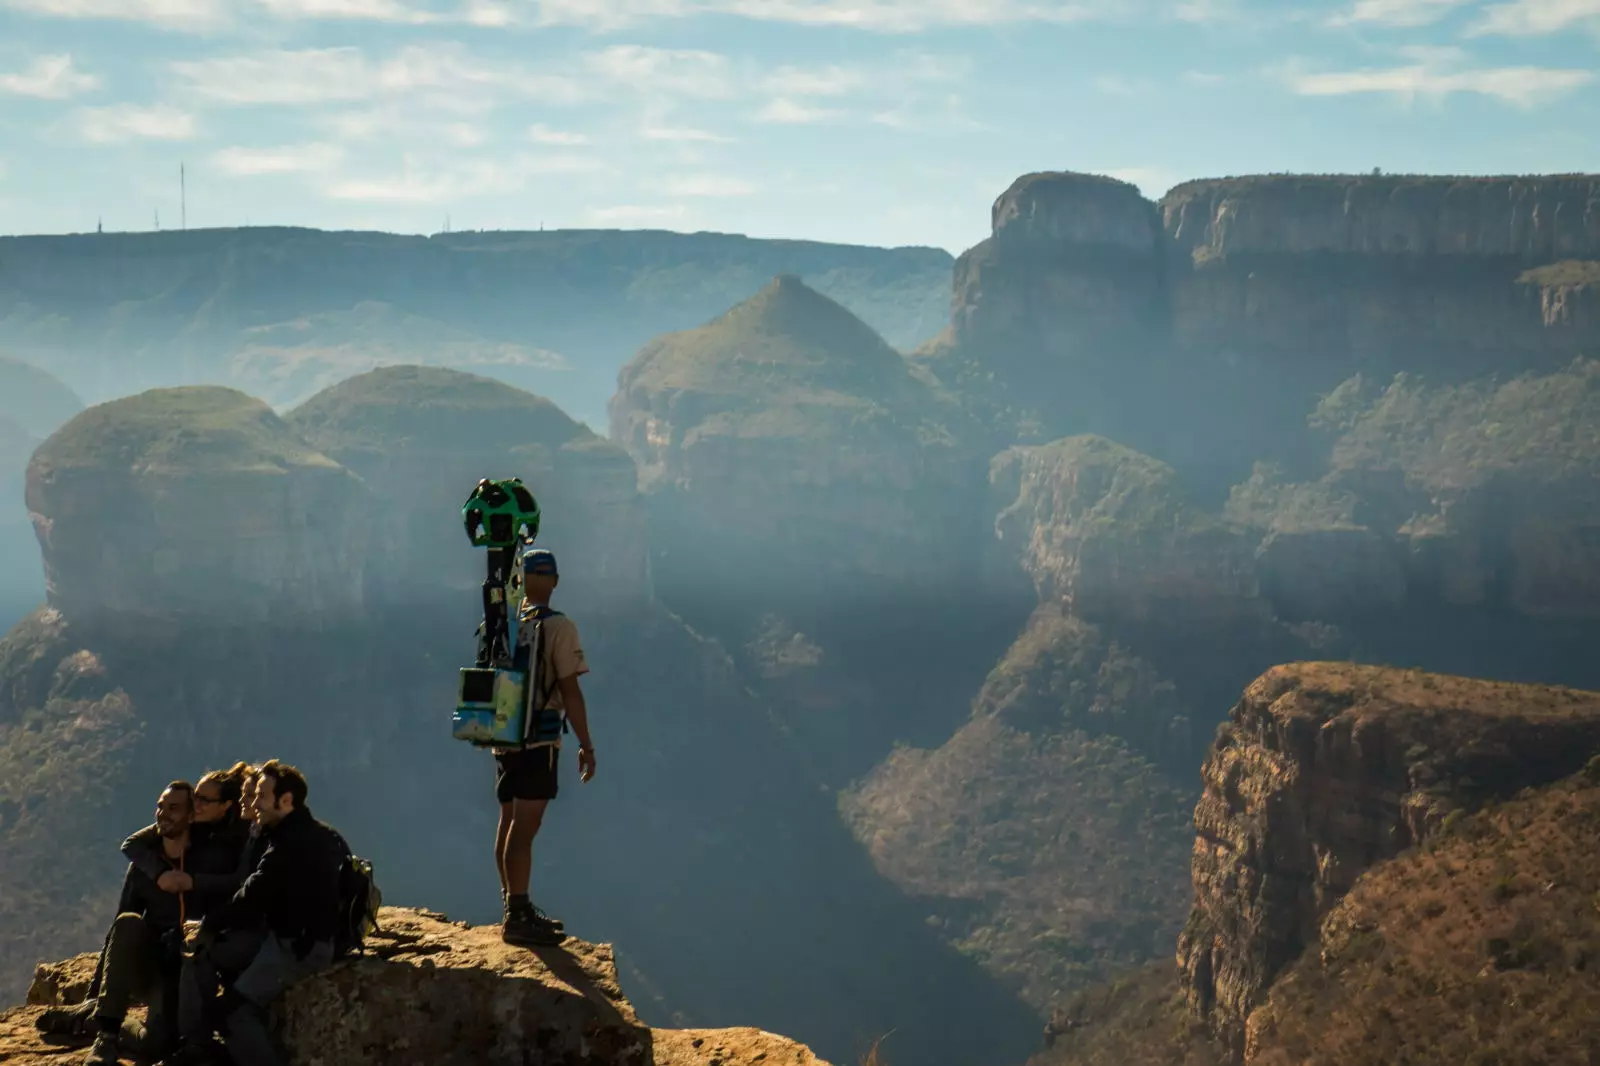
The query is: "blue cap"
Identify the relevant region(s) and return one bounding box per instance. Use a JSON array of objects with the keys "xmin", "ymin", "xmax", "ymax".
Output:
[{"xmin": 521, "ymin": 548, "xmax": 559, "ymax": 576}]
